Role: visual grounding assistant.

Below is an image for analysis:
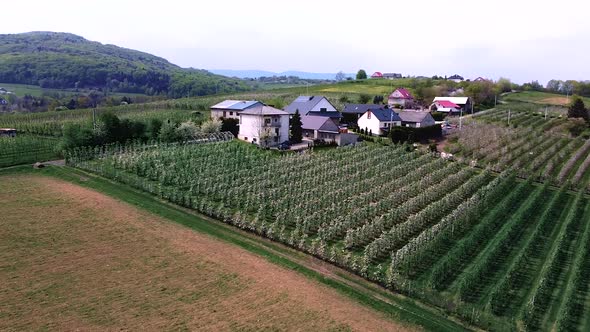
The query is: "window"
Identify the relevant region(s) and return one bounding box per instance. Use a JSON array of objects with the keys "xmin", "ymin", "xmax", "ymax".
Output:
[
  {"xmin": 230, "ymin": 112, "xmax": 233, "ymax": 116},
  {"xmin": 223, "ymin": 111, "xmax": 227, "ymax": 117},
  {"xmin": 274, "ymin": 118, "xmax": 278, "ymax": 122},
  {"xmin": 367, "ymin": 112, "xmax": 371, "ymax": 119},
  {"xmin": 253, "ymin": 138, "xmax": 257, "ymax": 143},
  {"xmin": 265, "ymin": 118, "xmax": 271, "ymax": 124},
  {"xmin": 320, "ymin": 107, "xmax": 327, "ymax": 112},
  {"xmin": 245, "ymin": 137, "xmax": 248, "ymax": 141}
]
